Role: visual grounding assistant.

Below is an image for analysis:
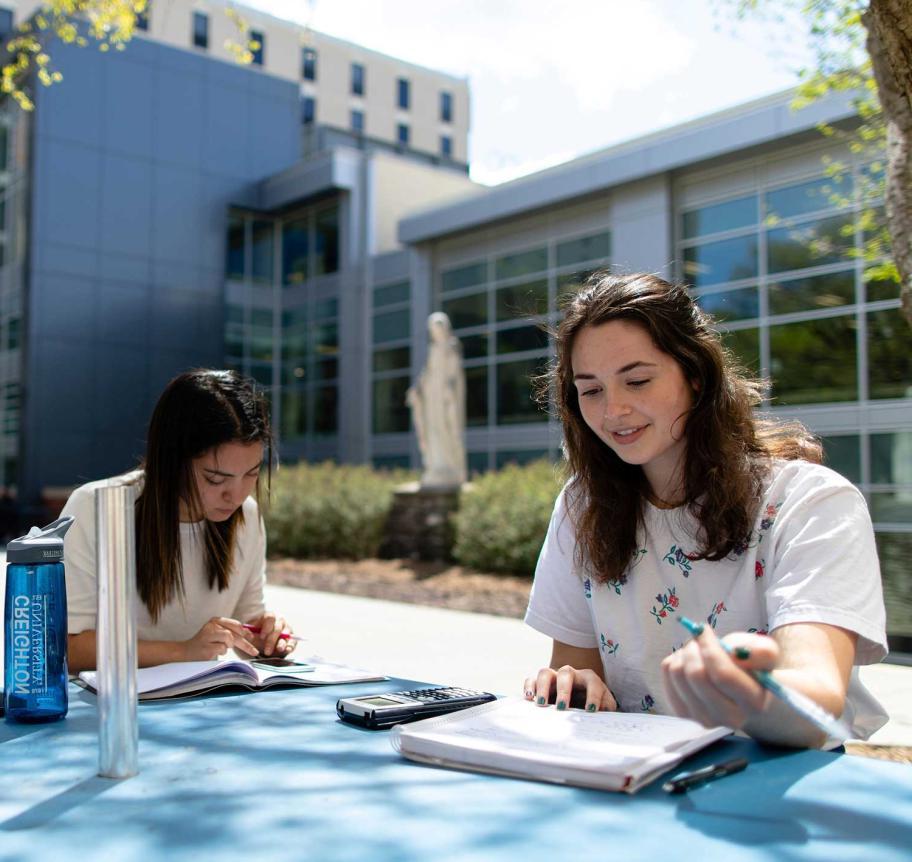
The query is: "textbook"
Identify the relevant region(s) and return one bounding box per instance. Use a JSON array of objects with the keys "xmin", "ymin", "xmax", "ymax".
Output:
[
  {"xmin": 78, "ymin": 656, "xmax": 387, "ymax": 701},
  {"xmin": 391, "ymin": 697, "xmax": 731, "ymax": 794}
]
